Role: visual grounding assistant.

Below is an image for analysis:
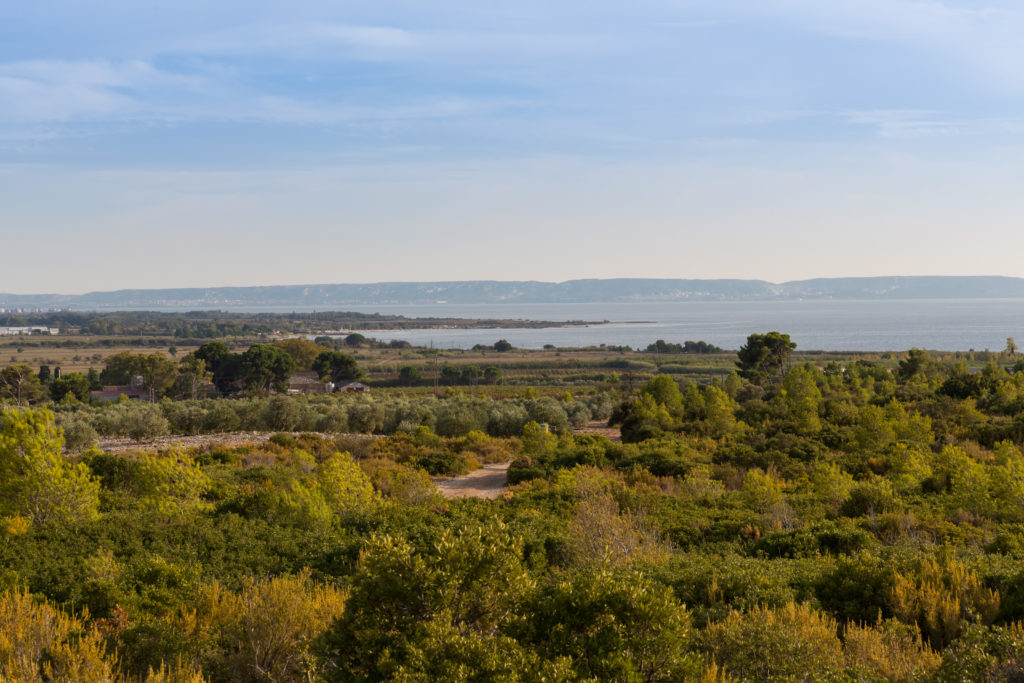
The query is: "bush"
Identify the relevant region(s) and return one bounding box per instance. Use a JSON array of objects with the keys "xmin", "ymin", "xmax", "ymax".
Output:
[
  {"xmin": 316, "ymin": 406, "xmax": 349, "ymax": 433},
  {"xmin": 842, "ymin": 618, "xmax": 940, "ymax": 681},
  {"xmin": 263, "ymin": 396, "xmax": 300, "ymax": 431},
  {"xmin": 348, "ymin": 402, "xmax": 385, "ymax": 434},
  {"xmin": 521, "ymin": 568, "xmax": 699, "ymax": 682},
  {"xmin": 525, "ymin": 398, "xmax": 570, "ymax": 432},
  {"xmin": 934, "ymin": 622, "xmax": 1024, "ymax": 681},
  {"xmin": 120, "ymin": 404, "xmax": 171, "ymax": 442},
  {"xmin": 61, "ymin": 417, "xmax": 99, "ymax": 453},
  {"xmin": 180, "ymin": 571, "xmax": 345, "ymax": 682},
  {"xmin": 1, "ymin": 408, "xmax": 101, "ymax": 526},
  {"xmin": 565, "ymin": 401, "xmax": 592, "ymax": 429},
  {"xmin": 840, "ymin": 479, "xmax": 899, "ymax": 517},
  {"xmin": 0, "ymin": 588, "xmax": 116, "ymax": 680},
  {"xmin": 705, "ymin": 602, "xmax": 843, "ymax": 681},
  {"xmin": 890, "ymin": 555, "xmax": 999, "ymax": 649},
  {"xmin": 487, "ymin": 402, "xmax": 530, "ymax": 437},
  {"xmin": 370, "ymin": 464, "xmax": 441, "ymax": 505},
  {"xmin": 201, "ymin": 400, "xmax": 241, "ymax": 432},
  {"xmin": 435, "ymin": 399, "xmax": 488, "ymax": 437}
]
